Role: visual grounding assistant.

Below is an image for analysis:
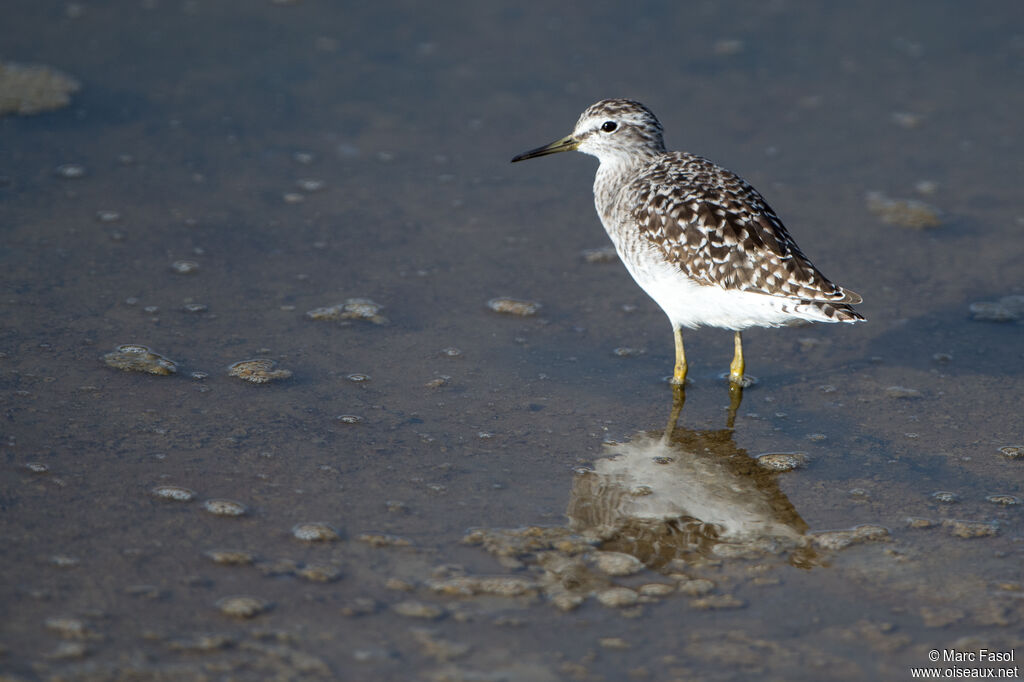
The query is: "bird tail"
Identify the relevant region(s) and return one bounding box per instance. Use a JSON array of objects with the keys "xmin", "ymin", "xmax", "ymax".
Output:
[{"xmin": 790, "ymin": 299, "xmax": 865, "ymax": 323}]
